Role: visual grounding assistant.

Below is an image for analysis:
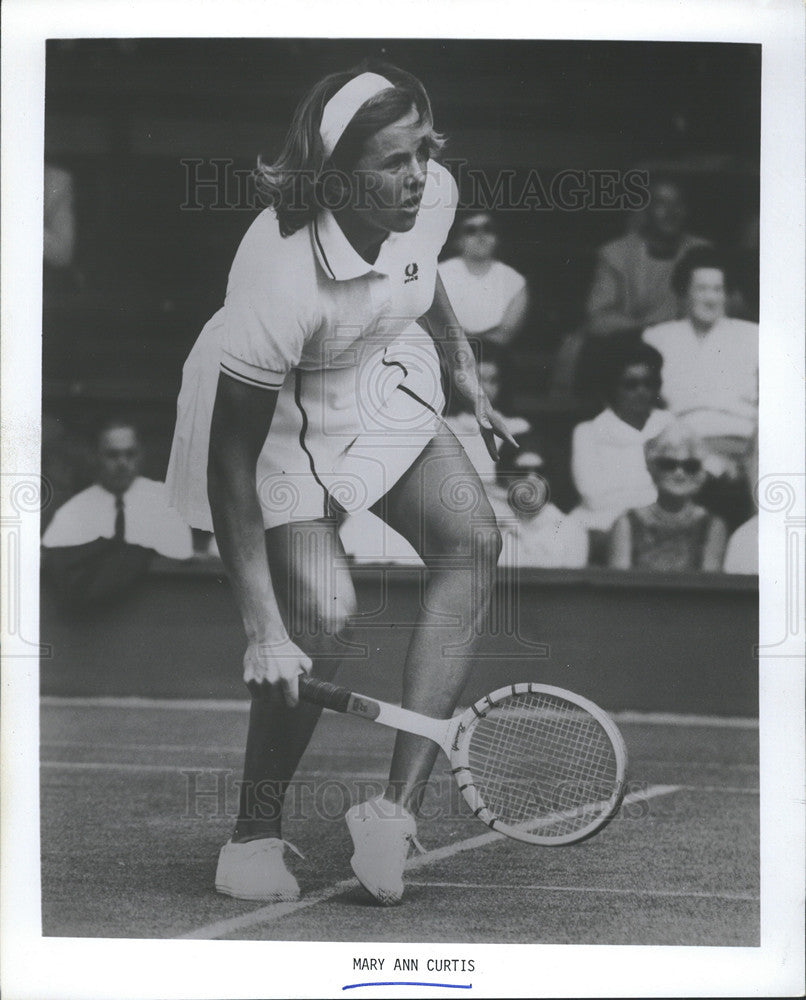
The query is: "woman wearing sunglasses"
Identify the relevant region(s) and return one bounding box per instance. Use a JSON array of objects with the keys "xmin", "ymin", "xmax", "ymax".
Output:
[
  {"xmin": 608, "ymin": 421, "xmax": 728, "ymax": 572},
  {"xmin": 569, "ymin": 340, "xmax": 673, "ymax": 561},
  {"xmin": 438, "ymin": 210, "xmax": 529, "ymax": 351}
]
